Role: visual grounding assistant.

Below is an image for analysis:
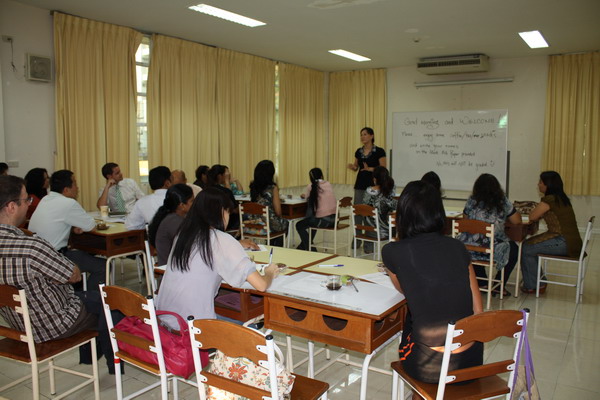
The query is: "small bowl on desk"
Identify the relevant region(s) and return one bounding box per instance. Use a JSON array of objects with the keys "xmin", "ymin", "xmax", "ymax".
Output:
[{"xmin": 96, "ymin": 222, "xmax": 109, "ymax": 230}]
